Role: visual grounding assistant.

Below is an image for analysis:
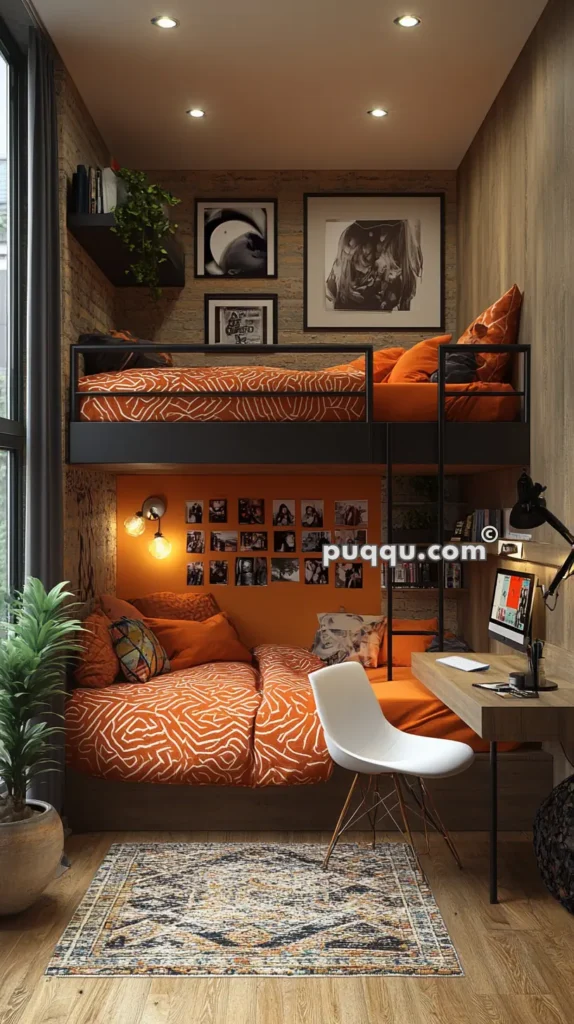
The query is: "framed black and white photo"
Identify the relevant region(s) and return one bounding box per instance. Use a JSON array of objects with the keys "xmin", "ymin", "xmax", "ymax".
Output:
[
  {"xmin": 335, "ymin": 500, "xmax": 368, "ymax": 527},
  {"xmin": 301, "ymin": 530, "xmax": 331, "ymax": 553},
  {"xmin": 208, "ymin": 499, "xmax": 227, "ymax": 523},
  {"xmin": 186, "ymin": 530, "xmax": 205, "ymax": 554},
  {"xmin": 304, "ymin": 558, "xmax": 329, "ymax": 585},
  {"xmin": 195, "ymin": 200, "xmax": 277, "ymax": 278},
  {"xmin": 304, "ymin": 193, "xmax": 444, "ymax": 331},
  {"xmin": 204, "ymin": 294, "xmax": 278, "ymax": 346},
  {"xmin": 209, "ymin": 560, "xmax": 229, "ymax": 585},
  {"xmin": 187, "ymin": 562, "xmax": 204, "ymax": 587},
  {"xmin": 272, "ymin": 500, "xmax": 295, "ymax": 526},
  {"xmin": 210, "ymin": 531, "xmax": 238, "ymax": 552},
  {"xmin": 334, "ymin": 528, "xmax": 367, "ymax": 546},
  {"xmin": 271, "ymin": 558, "xmax": 300, "ymax": 583},
  {"xmin": 274, "ymin": 531, "xmax": 296, "ymax": 553},
  {"xmin": 240, "ymin": 531, "xmax": 268, "ymax": 551},
  {"xmin": 335, "ymin": 562, "xmax": 363, "ymax": 589},
  {"xmin": 300, "ymin": 500, "xmax": 324, "ymax": 527},
  {"xmin": 238, "ymin": 498, "xmax": 265, "ymax": 525},
  {"xmin": 235, "ymin": 557, "xmax": 268, "ymax": 587},
  {"xmin": 185, "ymin": 500, "xmax": 204, "ymax": 524}
]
